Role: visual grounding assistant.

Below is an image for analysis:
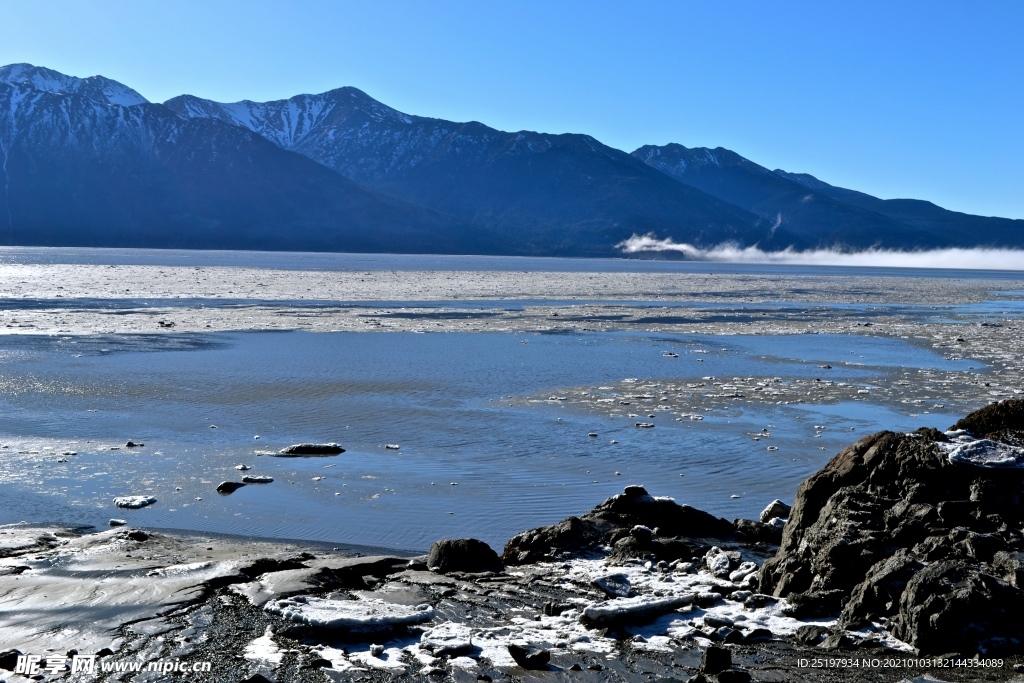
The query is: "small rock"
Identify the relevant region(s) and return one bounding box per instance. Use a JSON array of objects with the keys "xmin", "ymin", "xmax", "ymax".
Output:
[
  {"xmin": 743, "ymin": 627, "xmax": 773, "ymax": 643},
  {"xmin": 240, "ymin": 675, "xmax": 275, "ymax": 683},
  {"xmin": 716, "ymin": 626, "xmax": 743, "ymax": 643},
  {"xmin": 109, "ymin": 518, "xmax": 128, "ymax": 527},
  {"xmin": 794, "ymin": 624, "xmax": 830, "ymax": 646},
  {"xmin": 507, "ymin": 643, "xmax": 549, "ymax": 670},
  {"xmin": 216, "ymin": 481, "xmax": 246, "ymax": 494},
  {"xmin": 820, "ymin": 630, "xmax": 855, "ymax": 650},
  {"xmin": 743, "ymin": 593, "xmax": 777, "ymax": 609},
  {"xmin": 703, "ymin": 614, "xmax": 734, "ymax": 628},
  {"xmin": 242, "ymin": 475, "xmax": 274, "ymax": 483},
  {"xmin": 369, "ymin": 644, "xmax": 384, "ymax": 657},
  {"xmin": 113, "ymin": 495, "xmax": 156, "ymax": 509},
  {"xmin": 759, "ymin": 499, "xmax": 791, "ymax": 523},
  {"xmin": 277, "ymin": 443, "xmax": 345, "ymax": 456},
  {"xmin": 543, "ymin": 601, "xmax": 570, "ymax": 617},
  {"xmin": 592, "ymin": 573, "xmax": 631, "ymax": 597},
  {"xmin": 125, "ymin": 440, "xmax": 144, "ymax": 448},
  {"xmin": 699, "ymin": 645, "xmax": 731, "ymax": 675},
  {"xmin": 694, "ymin": 591, "xmax": 722, "ymax": 607},
  {"xmin": 717, "ymin": 668, "xmax": 752, "ymax": 683},
  {"xmin": 729, "ymin": 561, "xmax": 758, "ymax": 583},
  {"xmin": 704, "ymin": 547, "xmax": 733, "ymax": 578}
]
